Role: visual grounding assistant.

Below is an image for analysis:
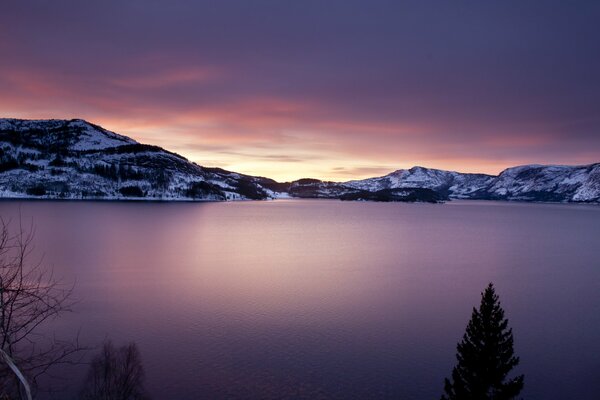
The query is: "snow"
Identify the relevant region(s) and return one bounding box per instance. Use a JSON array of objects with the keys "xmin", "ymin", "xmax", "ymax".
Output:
[
  {"xmin": 0, "ymin": 118, "xmax": 136, "ymax": 151},
  {"xmin": 0, "ymin": 119, "xmax": 281, "ymax": 201},
  {"xmin": 343, "ymin": 164, "xmax": 599, "ymax": 203},
  {"xmin": 272, "ymin": 192, "xmax": 292, "ymax": 199},
  {"xmin": 66, "ymin": 120, "xmax": 136, "ymax": 150},
  {"xmin": 1, "ymin": 118, "xmax": 599, "ymax": 203}
]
